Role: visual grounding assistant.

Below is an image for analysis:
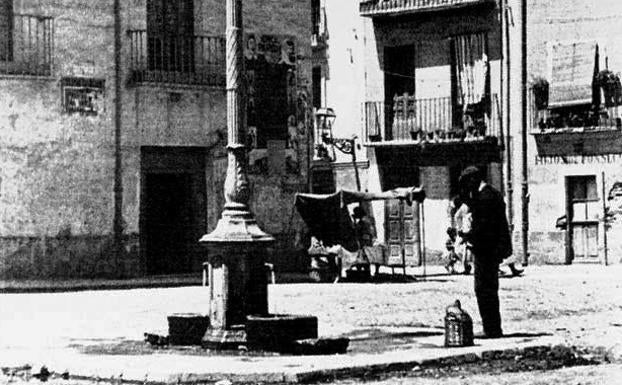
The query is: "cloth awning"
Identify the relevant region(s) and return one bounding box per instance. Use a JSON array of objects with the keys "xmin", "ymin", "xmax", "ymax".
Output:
[
  {"xmin": 453, "ymin": 33, "xmax": 489, "ymax": 107},
  {"xmin": 360, "ymin": 0, "xmax": 495, "ymax": 17},
  {"xmin": 295, "ymin": 187, "xmax": 425, "ymax": 247},
  {"xmin": 548, "ymin": 41, "xmax": 598, "ymax": 107}
]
